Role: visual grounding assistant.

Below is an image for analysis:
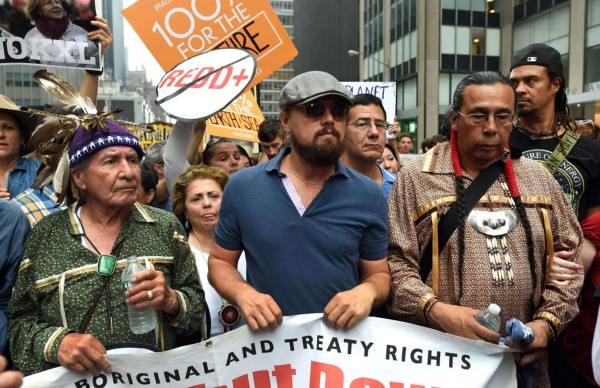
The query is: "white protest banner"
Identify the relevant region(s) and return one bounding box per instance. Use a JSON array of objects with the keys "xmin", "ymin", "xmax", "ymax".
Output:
[
  {"xmin": 342, "ymin": 82, "xmax": 397, "ymax": 123},
  {"xmin": 23, "ymin": 315, "xmax": 517, "ymax": 388},
  {"xmin": 156, "ymin": 48, "xmax": 256, "ymax": 121}
]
